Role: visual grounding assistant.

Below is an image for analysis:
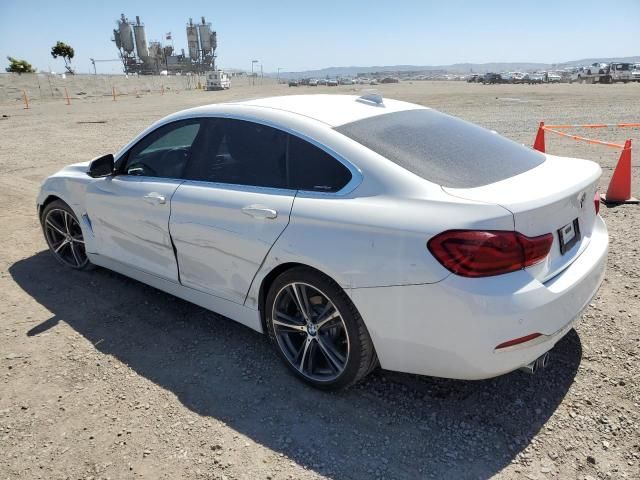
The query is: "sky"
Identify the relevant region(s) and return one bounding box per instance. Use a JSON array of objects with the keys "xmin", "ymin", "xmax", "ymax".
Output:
[{"xmin": 1, "ymin": 0, "xmax": 638, "ymax": 74}]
